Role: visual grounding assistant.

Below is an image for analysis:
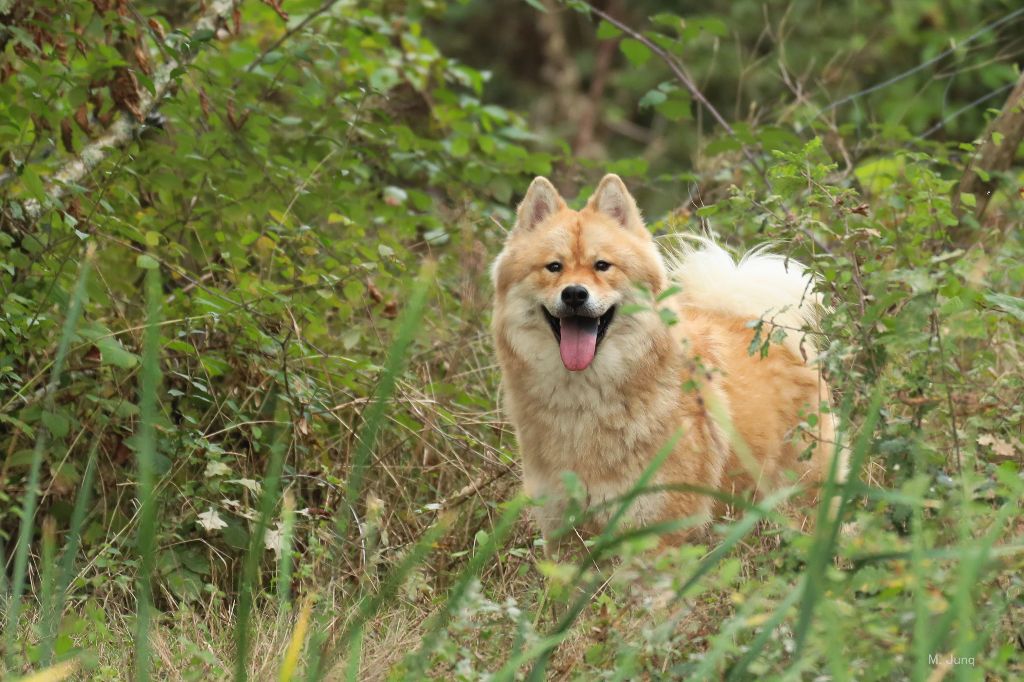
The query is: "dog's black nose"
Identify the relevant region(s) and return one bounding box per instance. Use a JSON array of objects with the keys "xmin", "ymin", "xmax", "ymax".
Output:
[{"xmin": 561, "ymin": 285, "xmax": 589, "ymax": 307}]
